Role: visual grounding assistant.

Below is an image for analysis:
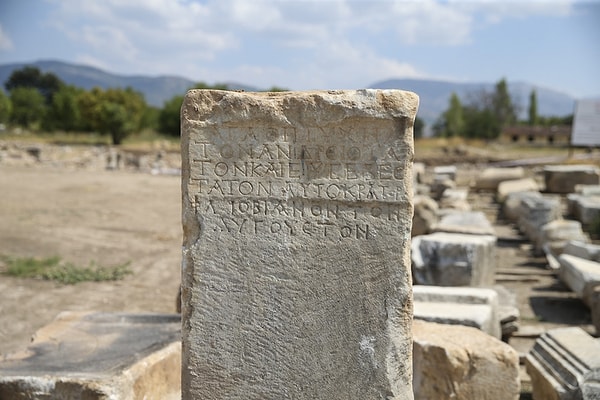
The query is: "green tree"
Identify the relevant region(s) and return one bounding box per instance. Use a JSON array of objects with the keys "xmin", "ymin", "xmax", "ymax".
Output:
[
  {"xmin": 528, "ymin": 90, "xmax": 538, "ymax": 126},
  {"xmin": 492, "ymin": 78, "xmax": 517, "ymax": 130},
  {"xmin": 158, "ymin": 95, "xmax": 184, "ymax": 137},
  {"xmin": 194, "ymin": 82, "xmax": 229, "ymax": 90},
  {"xmin": 266, "ymin": 86, "xmax": 289, "ymax": 92},
  {"xmin": 99, "ymin": 87, "xmax": 146, "ymax": 145},
  {"xmin": 77, "ymin": 87, "xmax": 103, "ymax": 132},
  {"xmin": 5, "ymin": 66, "xmax": 64, "ymax": 104},
  {"xmin": 9, "ymin": 87, "xmax": 46, "ymax": 128},
  {"xmin": 462, "ymin": 106, "xmax": 499, "ymax": 140},
  {"xmin": 76, "ymin": 87, "xmax": 147, "ymax": 144},
  {"xmin": 0, "ymin": 90, "xmax": 11, "ymax": 124},
  {"xmin": 42, "ymin": 85, "xmax": 82, "ymax": 131},
  {"xmin": 443, "ymin": 93, "xmax": 465, "ymax": 137}
]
